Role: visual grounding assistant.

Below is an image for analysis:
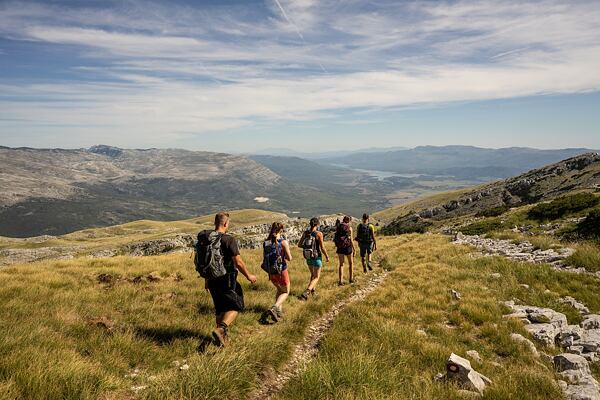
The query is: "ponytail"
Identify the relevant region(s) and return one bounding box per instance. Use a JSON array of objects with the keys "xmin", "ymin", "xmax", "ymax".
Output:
[{"xmin": 267, "ymin": 222, "xmax": 284, "ymax": 243}]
